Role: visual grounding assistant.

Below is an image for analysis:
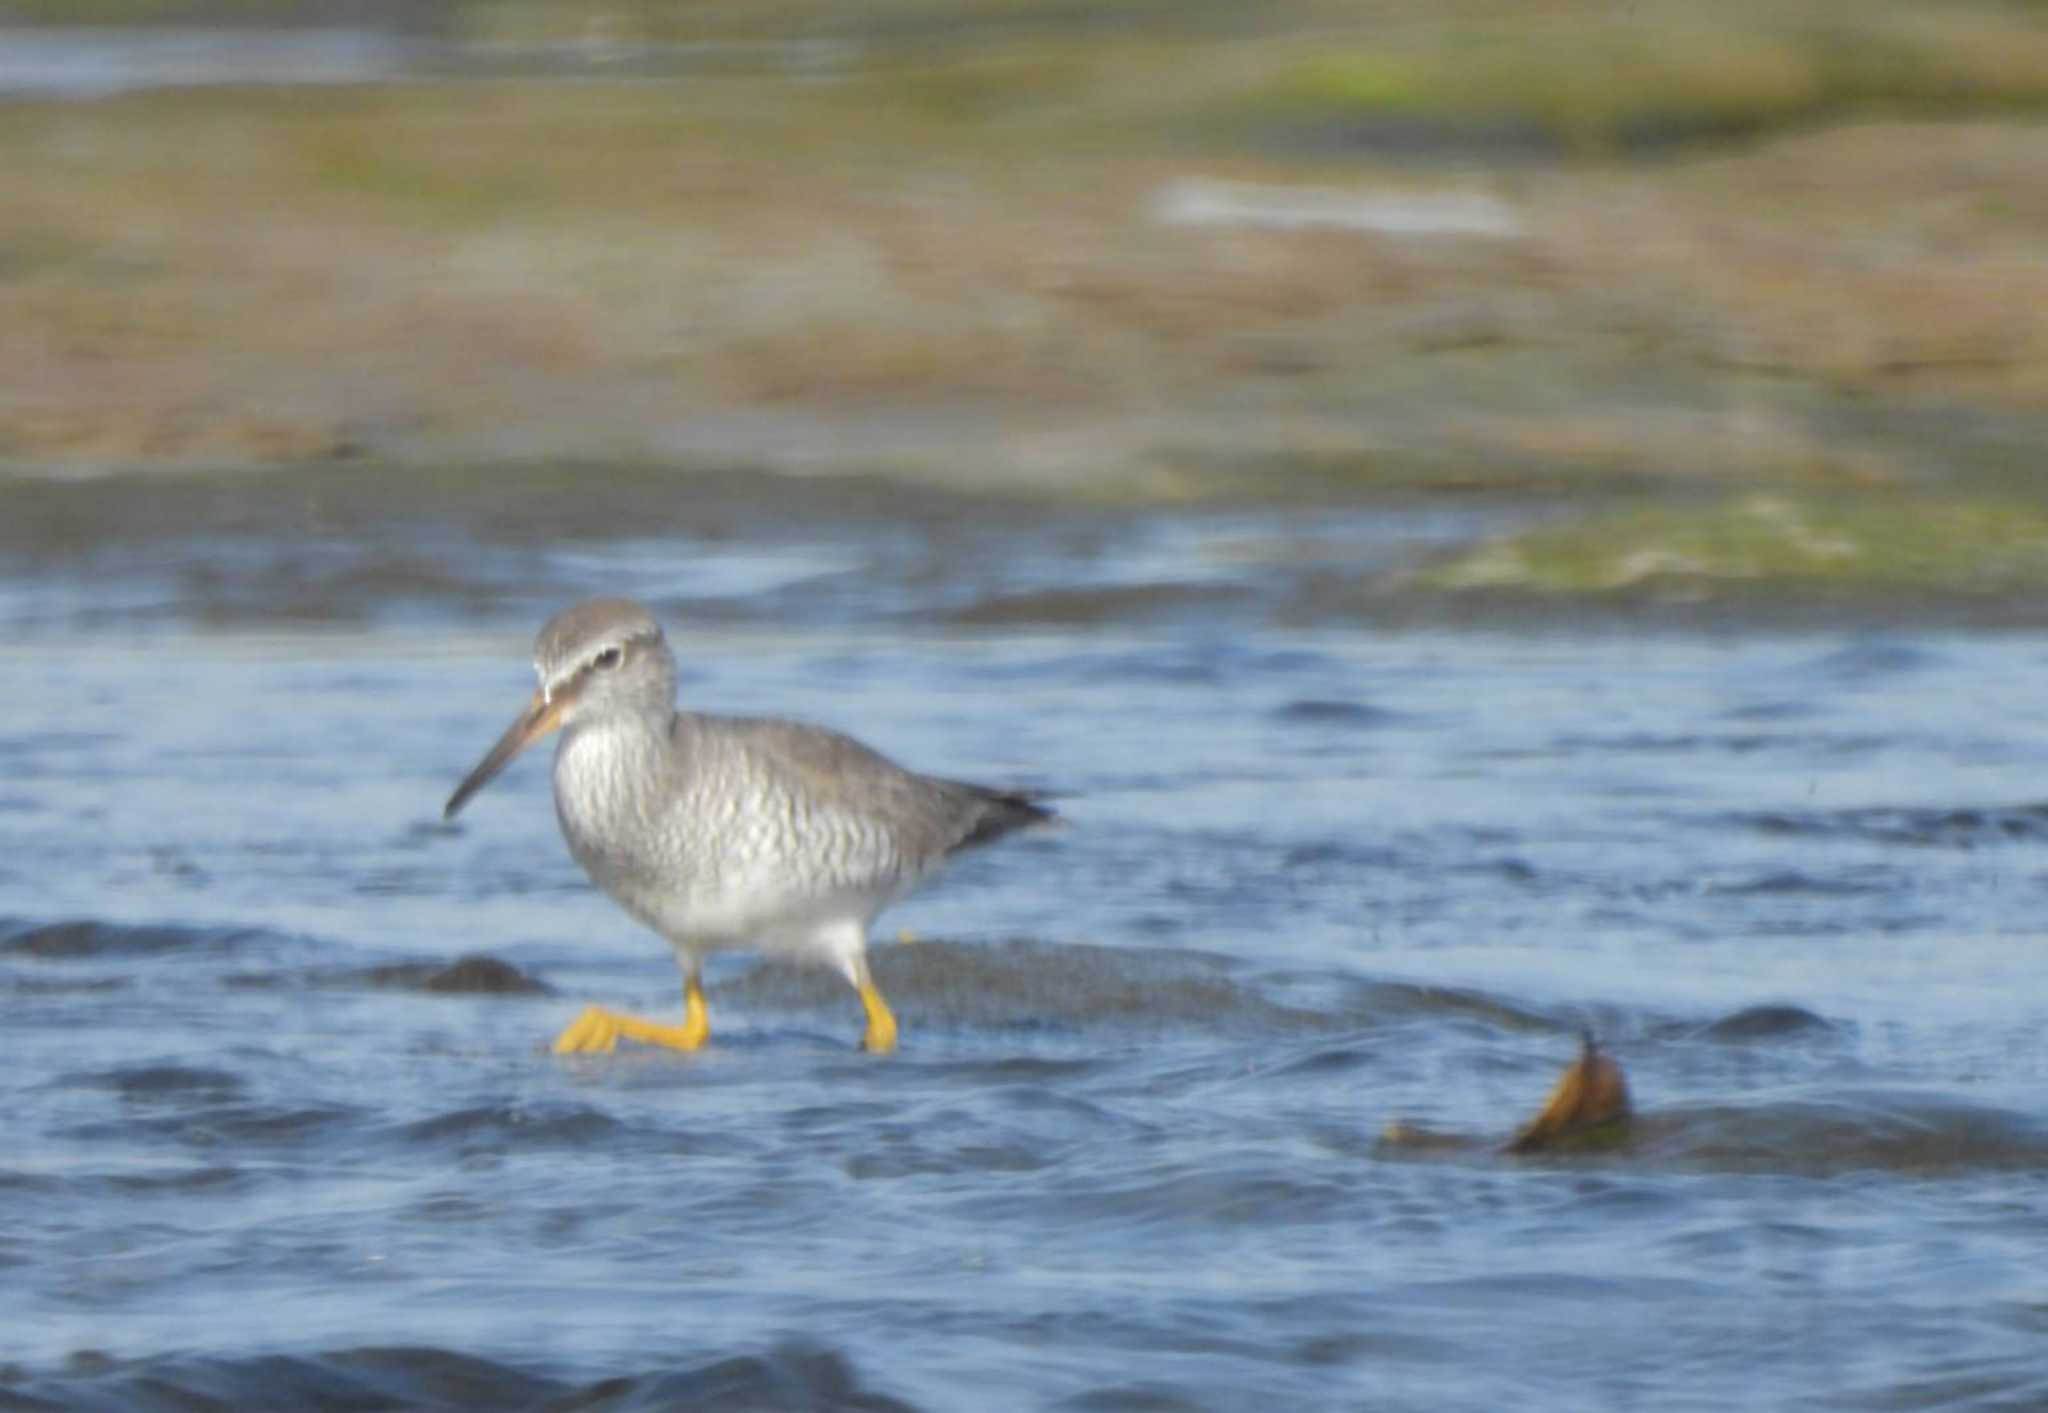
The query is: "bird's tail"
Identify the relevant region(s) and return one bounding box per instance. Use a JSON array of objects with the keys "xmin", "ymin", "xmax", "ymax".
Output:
[{"xmin": 953, "ymin": 785, "xmax": 1059, "ymax": 853}]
